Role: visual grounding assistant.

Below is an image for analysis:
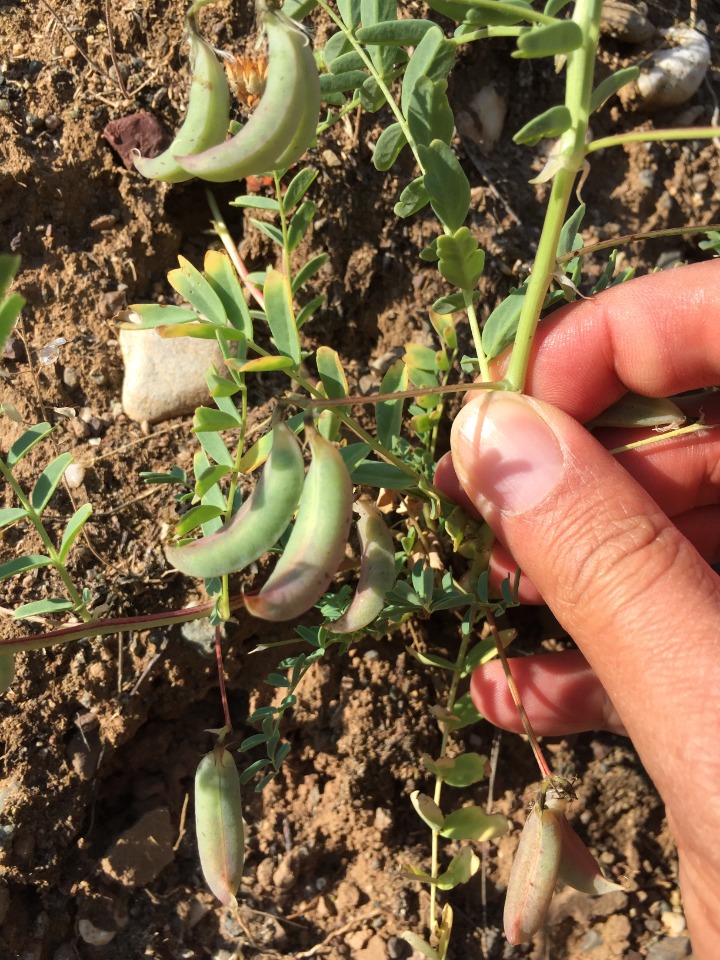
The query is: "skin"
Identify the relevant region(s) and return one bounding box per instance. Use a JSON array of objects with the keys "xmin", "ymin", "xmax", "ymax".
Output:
[{"xmin": 434, "ymin": 260, "xmax": 720, "ymax": 959}]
